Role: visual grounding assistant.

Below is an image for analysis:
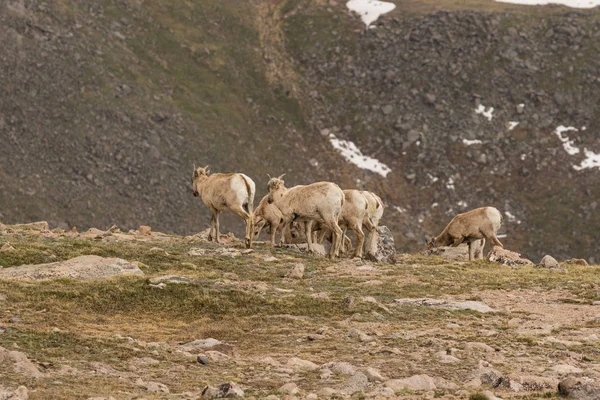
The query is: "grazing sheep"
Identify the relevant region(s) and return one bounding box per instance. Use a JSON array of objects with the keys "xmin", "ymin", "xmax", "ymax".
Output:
[
  {"xmin": 191, "ymin": 165, "xmax": 255, "ymax": 248},
  {"xmin": 312, "ymin": 190, "xmax": 369, "ymax": 258},
  {"xmin": 361, "ymin": 191, "xmax": 384, "ymax": 252},
  {"xmin": 253, "ymin": 194, "xmax": 285, "ymax": 246},
  {"xmin": 428, "ymin": 206, "xmax": 503, "ymax": 261},
  {"xmin": 267, "ymin": 175, "xmax": 344, "ymax": 259}
]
